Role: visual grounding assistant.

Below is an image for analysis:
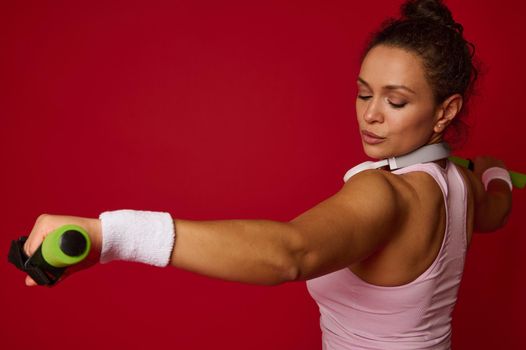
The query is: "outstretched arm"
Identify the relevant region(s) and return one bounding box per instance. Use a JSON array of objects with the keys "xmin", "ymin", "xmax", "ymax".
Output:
[
  {"xmin": 22, "ymin": 170, "xmax": 406, "ymax": 286},
  {"xmin": 170, "ymin": 170, "xmax": 406, "ymax": 285}
]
